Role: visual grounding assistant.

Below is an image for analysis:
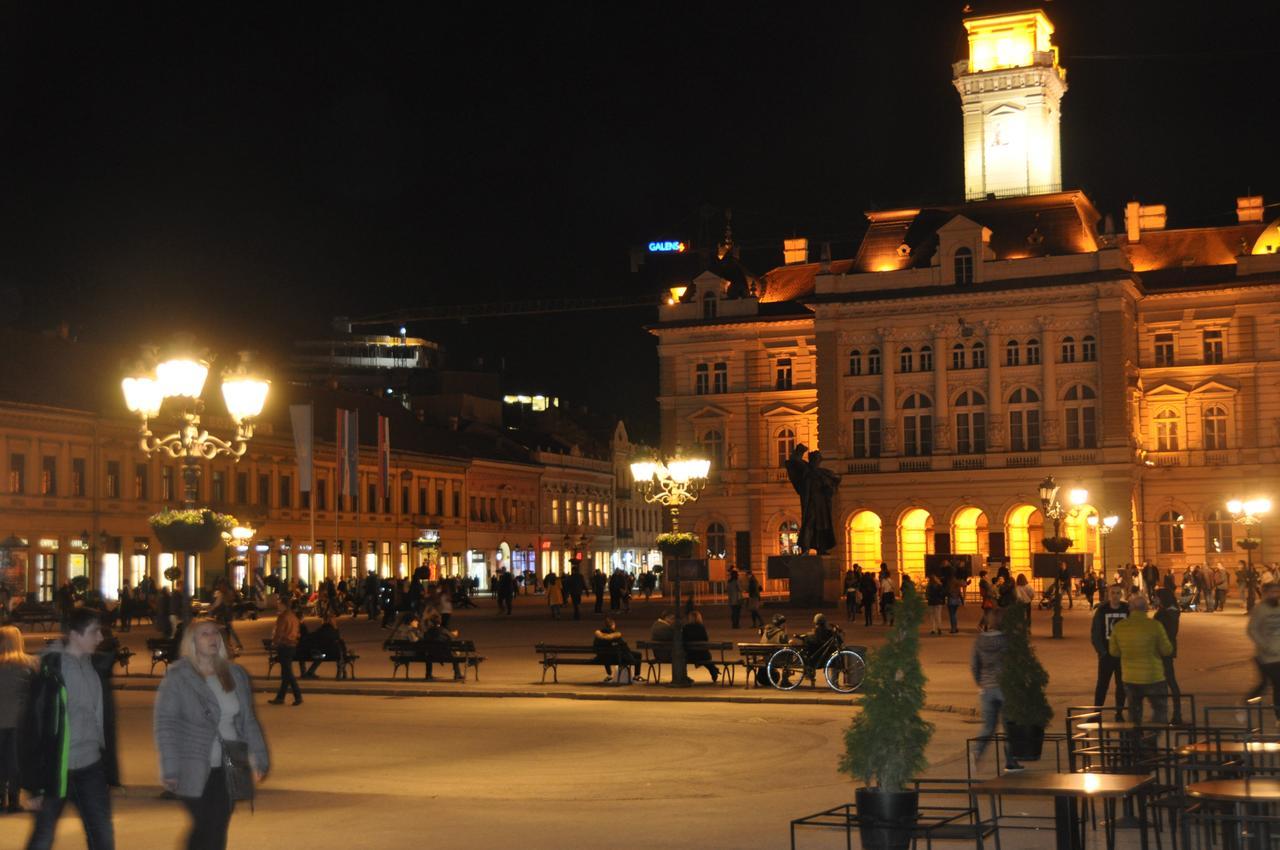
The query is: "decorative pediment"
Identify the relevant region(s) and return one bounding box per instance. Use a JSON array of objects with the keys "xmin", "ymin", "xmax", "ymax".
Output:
[
  {"xmin": 688, "ymin": 404, "xmax": 733, "ymax": 420},
  {"xmin": 760, "ymin": 402, "xmax": 818, "ymax": 418},
  {"xmin": 691, "ymin": 270, "xmax": 728, "ymax": 297},
  {"xmin": 984, "ymin": 101, "xmax": 1027, "ymax": 116},
  {"xmin": 1145, "ymin": 381, "xmax": 1191, "ymax": 397},
  {"xmin": 937, "ymin": 215, "xmax": 992, "ymax": 243},
  {"xmin": 1189, "ymin": 379, "xmax": 1239, "ymax": 396}
]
